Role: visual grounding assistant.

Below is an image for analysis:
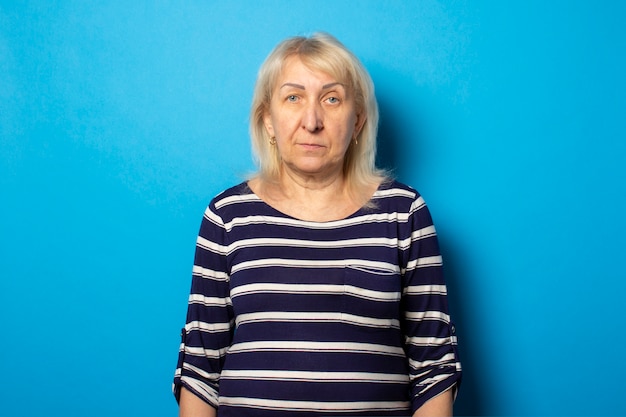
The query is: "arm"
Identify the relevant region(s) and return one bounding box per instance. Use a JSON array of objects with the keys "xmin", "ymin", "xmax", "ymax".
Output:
[
  {"xmin": 401, "ymin": 193, "xmax": 462, "ymax": 414},
  {"xmin": 173, "ymin": 204, "xmax": 233, "ymax": 410},
  {"xmin": 412, "ymin": 388, "xmax": 454, "ymax": 417},
  {"xmin": 179, "ymin": 387, "xmax": 217, "ymax": 417}
]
